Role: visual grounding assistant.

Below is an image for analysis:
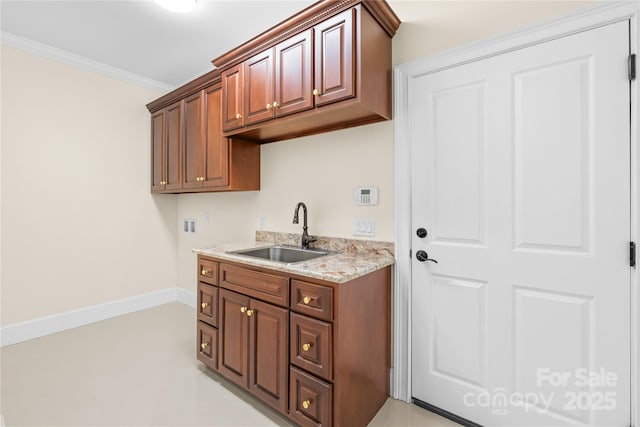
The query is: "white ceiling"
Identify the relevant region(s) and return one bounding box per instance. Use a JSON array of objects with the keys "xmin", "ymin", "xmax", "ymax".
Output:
[{"xmin": 0, "ymin": 0, "xmax": 318, "ymax": 87}]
